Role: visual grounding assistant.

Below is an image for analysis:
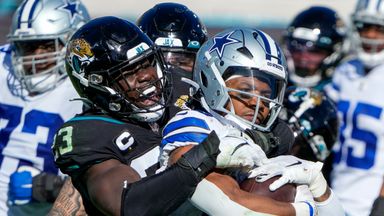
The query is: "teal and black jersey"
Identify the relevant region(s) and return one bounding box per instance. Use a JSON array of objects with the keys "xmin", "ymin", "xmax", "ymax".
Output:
[
  {"xmin": 53, "ymin": 112, "xmax": 163, "ymax": 179},
  {"xmin": 52, "ymin": 112, "xmax": 164, "ymax": 215}
]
